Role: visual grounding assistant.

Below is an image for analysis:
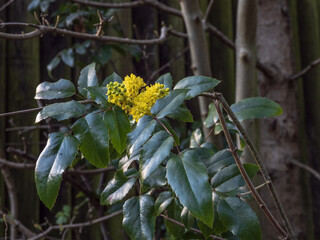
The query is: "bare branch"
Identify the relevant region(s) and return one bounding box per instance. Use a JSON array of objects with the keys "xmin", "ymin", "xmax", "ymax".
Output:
[
  {"xmin": 71, "ymin": 0, "xmax": 182, "ymax": 17},
  {"xmin": 7, "ymin": 147, "xmax": 37, "ymax": 161},
  {"xmin": 237, "ymin": 181, "xmax": 271, "ymax": 197},
  {"xmin": 203, "ymin": 0, "xmax": 215, "ymax": 23},
  {"xmin": 0, "ymin": 99, "xmax": 92, "ymax": 118},
  {"xmin": 0, "ymin": 0, "xmax": 14, "ymax": 12},
  {"xmin": 0, "ymin": 158, "xmax": 35, "ymax": 169},
  {"xmin": 287, "ymin": 159, "xmax": 320, "ymax": 181},
  {"xmin": 213, "ymin": 96, "xmax": 290, "ymax": 239},
  {"xmin": 29, "ymin": 210, "xmax": 123, "ymax": 240},
  {"xmin": 288, "ymin": 57, "xmax": 320, "ymax": 81},
  {"xmin": 0, "ymin": 23, "xmax": 169, "ymax": 45},
  {"xmin": 168, "ymin": 28, "xmax": 188, "ymax": 39}
]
